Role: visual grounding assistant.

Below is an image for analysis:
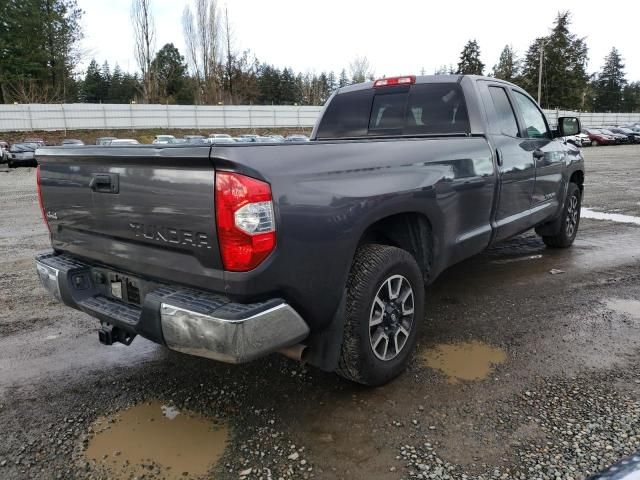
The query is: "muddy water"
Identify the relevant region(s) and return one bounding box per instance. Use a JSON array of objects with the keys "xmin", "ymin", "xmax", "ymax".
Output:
[
  {"xmin": 85, "ymin": 401, "xmax": 228, "ymax": 479},
  {"xmin": 607, "ymin": 299, "xmax": 640, "ymax": 318},
  {"xmin": 421, "ymin": 341, "xmax": 507, "ymax": 383}
]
